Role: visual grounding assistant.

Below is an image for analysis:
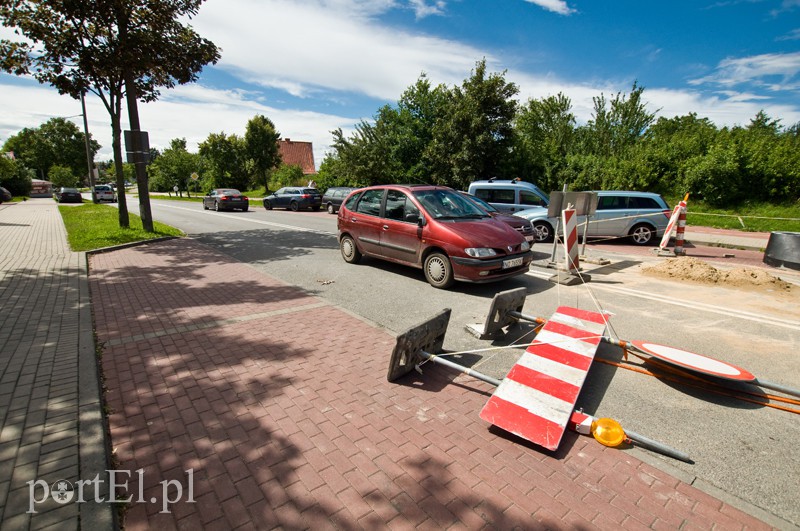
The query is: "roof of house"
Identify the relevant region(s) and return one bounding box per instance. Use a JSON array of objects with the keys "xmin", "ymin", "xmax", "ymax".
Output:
[{"xmin": 278, "ymin": 139, "xmax": 316, "ymax": 175}]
